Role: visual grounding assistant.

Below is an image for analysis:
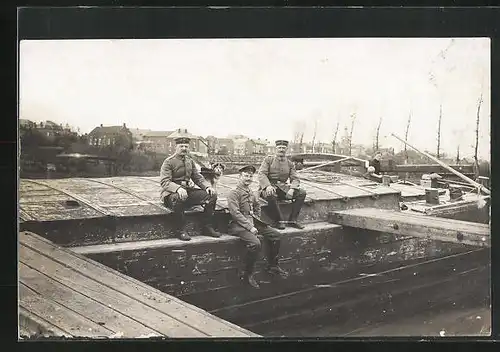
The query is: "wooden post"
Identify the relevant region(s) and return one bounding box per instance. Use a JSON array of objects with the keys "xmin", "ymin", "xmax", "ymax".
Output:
[
  {"xmin": 425, "ymin": 188, "xmax": 440, "ymax": 205},
  {"xmin": 382, "ymin": 175, "xmax": 391, "ymax": 186}
]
